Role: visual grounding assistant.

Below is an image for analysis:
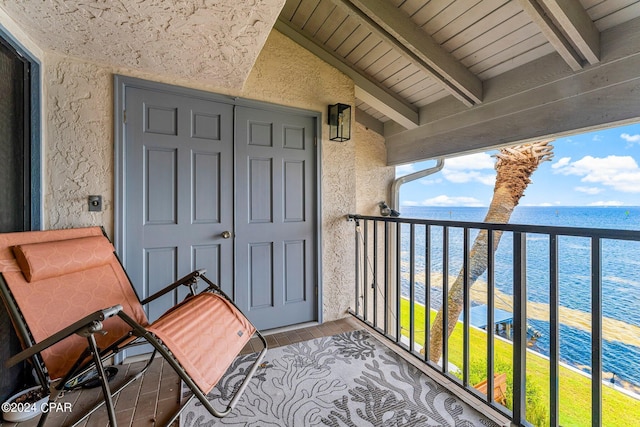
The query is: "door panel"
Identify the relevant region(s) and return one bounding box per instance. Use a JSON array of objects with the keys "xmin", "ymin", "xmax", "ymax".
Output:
[
  {"xmin": 124, "ymin": 88, "xmax": 234, "ymax": 322},
  {"xmin": 235, "ymin": 106, "xmax": 316, "ymax": 329}
]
